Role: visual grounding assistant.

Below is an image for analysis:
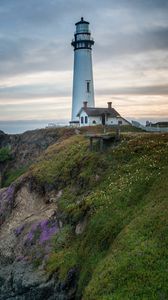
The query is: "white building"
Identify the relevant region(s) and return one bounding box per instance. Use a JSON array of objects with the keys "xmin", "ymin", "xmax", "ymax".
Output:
[
  {"xmin": 70, "ymin": 18, "xmax": 95, "ymax": 125},
  {"xmin": 70, "ymin": 19, "xmax": 130, "ymax": 128},
  {"xmin": 77, "ymin": 102, "xmax": 130, "ymax": 127}
]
